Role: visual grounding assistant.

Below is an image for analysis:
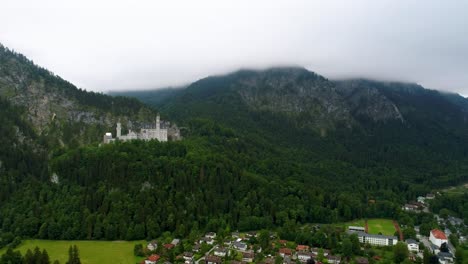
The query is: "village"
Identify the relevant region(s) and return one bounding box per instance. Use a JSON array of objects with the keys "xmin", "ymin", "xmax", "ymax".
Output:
[{"xmin": 135, "ymin": 191, "xmax": 466, "ymax": 264}]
